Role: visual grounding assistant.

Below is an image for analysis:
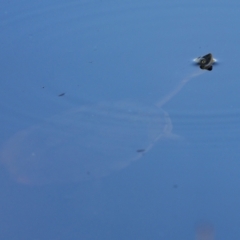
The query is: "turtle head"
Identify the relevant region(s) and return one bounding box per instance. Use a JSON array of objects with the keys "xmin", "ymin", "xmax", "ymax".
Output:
[{"xmin": 199, "ymin": 58, "xmax": 207, "ymax": 66}]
